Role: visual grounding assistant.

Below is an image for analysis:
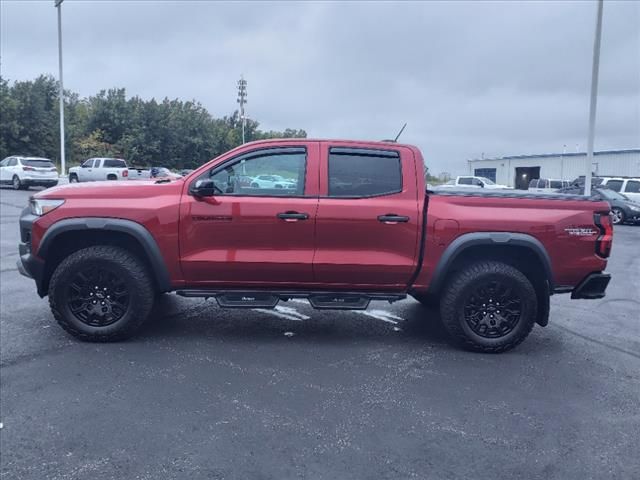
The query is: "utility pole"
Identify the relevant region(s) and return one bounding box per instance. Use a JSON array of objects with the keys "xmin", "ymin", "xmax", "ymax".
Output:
[
  {"xmin": 55, "ymin": 0, "xmax": 66, "ymax": 175},
  {"xmin": 584, "ymin": 0, "xmax": 604, "ymax": 197},
  {"xmin": 236, "ymin": 75, "xmax": 247, "ymax": 144}
]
